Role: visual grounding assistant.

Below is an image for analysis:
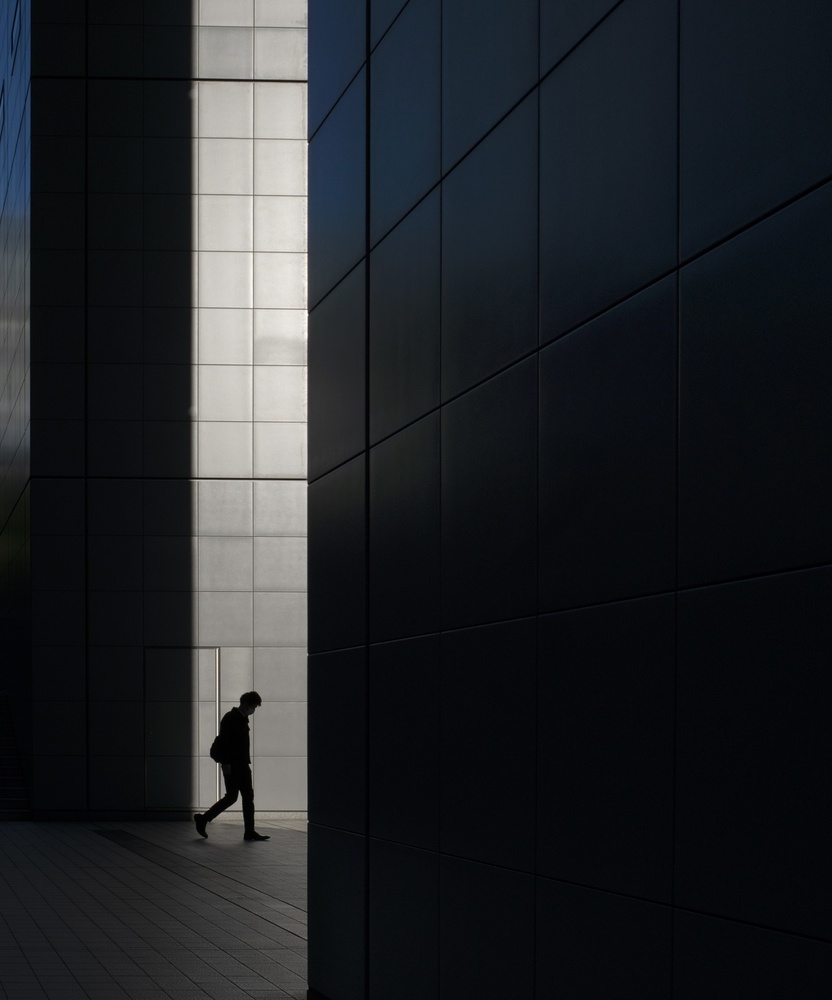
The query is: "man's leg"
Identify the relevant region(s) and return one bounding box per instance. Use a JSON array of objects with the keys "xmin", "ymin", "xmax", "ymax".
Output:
[
  {"xmin": 238, "ymin": 765, "xmax": 255, "ymax": 836},
  {"xmin": 239, "ymin": 766, "xmax": 269, "ymax": 840},
  {"xmin": 196, "ymin": 765, "xmax": 240, "ymax": 836}
]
